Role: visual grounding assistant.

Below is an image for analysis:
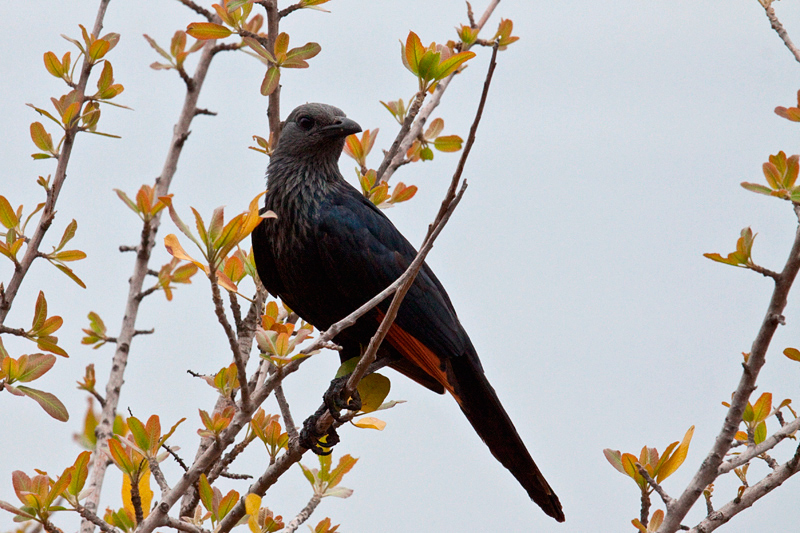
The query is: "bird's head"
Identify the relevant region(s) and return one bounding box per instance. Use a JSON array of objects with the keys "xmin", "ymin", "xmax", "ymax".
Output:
[{"xmin": 273, "ymin": 103, "xmax": 362, "ymax": 162}]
